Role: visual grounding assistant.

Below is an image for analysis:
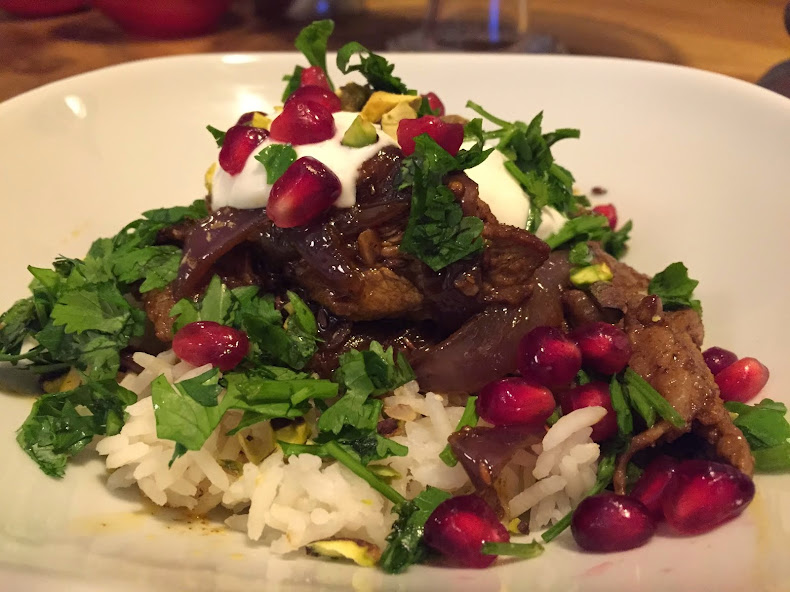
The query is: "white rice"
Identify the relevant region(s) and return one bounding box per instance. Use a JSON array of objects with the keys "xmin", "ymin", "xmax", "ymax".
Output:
[{"xmin": 96, "ymin": 349, "xmax": 601, "ymax": 555}]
